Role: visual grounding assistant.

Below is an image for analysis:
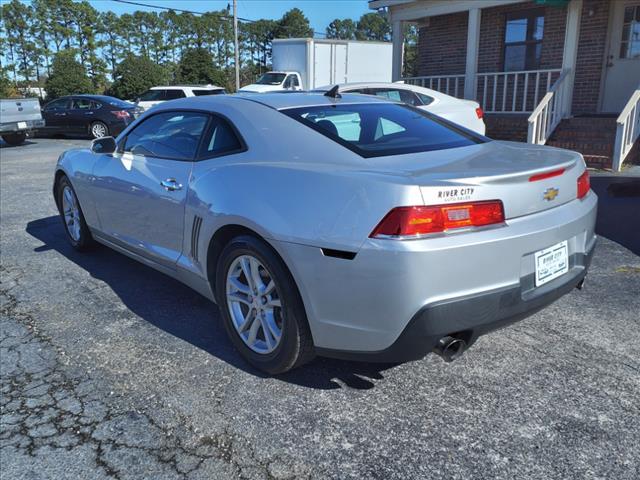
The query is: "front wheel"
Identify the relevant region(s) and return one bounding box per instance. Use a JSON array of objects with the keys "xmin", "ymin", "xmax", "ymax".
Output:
[
  {"xmin": 216, "ymin": 235, "xmax": 315, "ymax": 374},
  {"xmin": 2, "ymin": 132, "xmax": 27, "ymax": 145},
  {"xmin": 56, "ymin": 176, "xmax": 94, "ymax": 251},
  {"xmin": 90, "ymin": 121, "xmax": 109, "ymax": 139}
]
